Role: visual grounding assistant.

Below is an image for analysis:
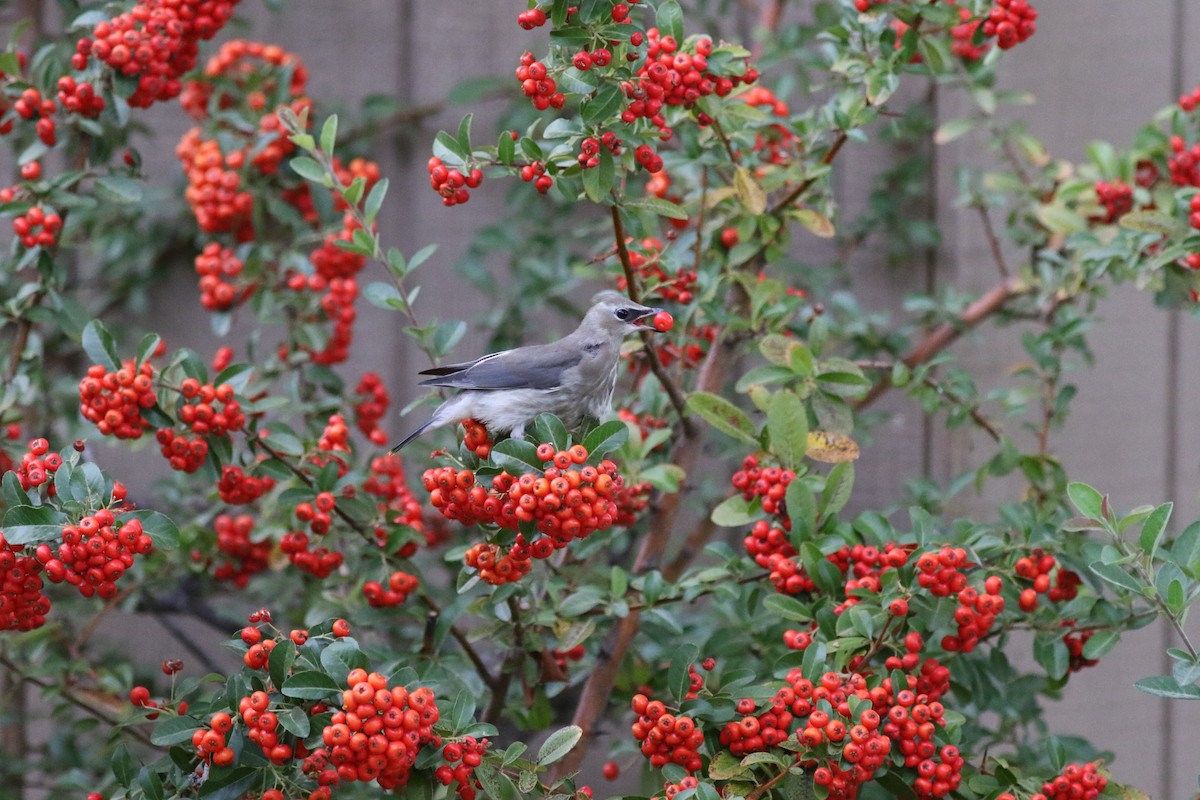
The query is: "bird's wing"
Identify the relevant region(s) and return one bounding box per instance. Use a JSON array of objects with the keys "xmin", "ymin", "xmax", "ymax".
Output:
[{"xmin": 417, "ymin": 345, "xmax": 581, "ymax": 390}]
